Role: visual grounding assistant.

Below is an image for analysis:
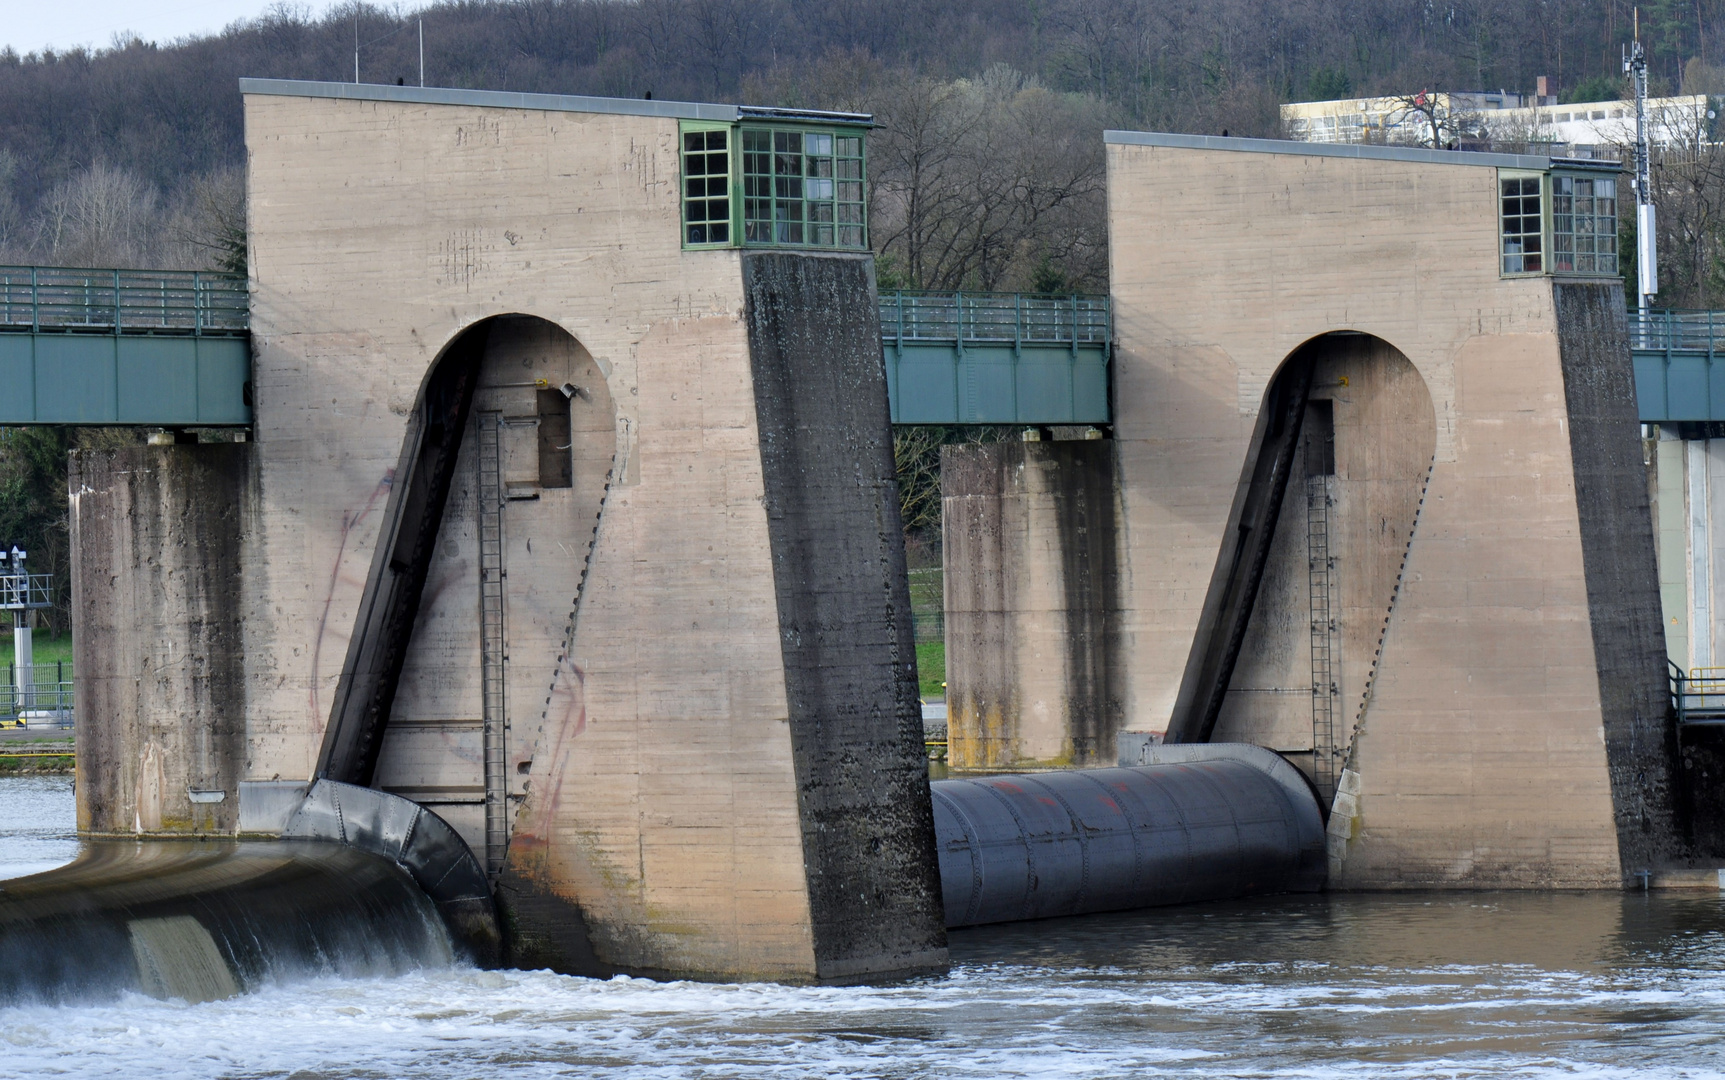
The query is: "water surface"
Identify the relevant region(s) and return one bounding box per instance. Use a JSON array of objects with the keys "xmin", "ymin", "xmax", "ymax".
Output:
[
  {"xmin": 2, "ymin": 776, "xmax": 1722, "ymax": 1078},
  {"xmin": 0, "ymin": 774, "xmax": 76, "ymax": 881}
]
